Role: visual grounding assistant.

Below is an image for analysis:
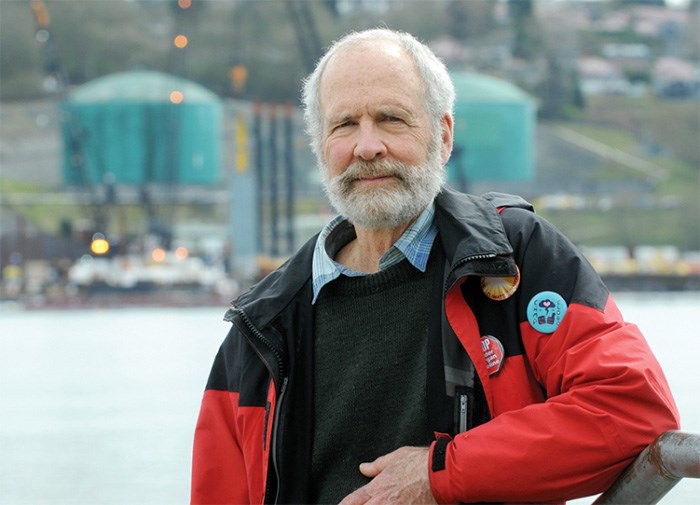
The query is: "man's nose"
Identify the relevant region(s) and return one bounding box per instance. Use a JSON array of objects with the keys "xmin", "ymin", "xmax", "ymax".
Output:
[{"xmin": 353, "ymin": 121, "xmax": 387, "ymax": 161}]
